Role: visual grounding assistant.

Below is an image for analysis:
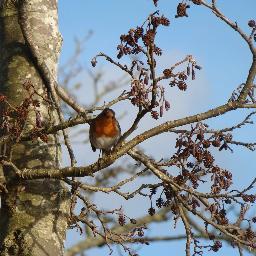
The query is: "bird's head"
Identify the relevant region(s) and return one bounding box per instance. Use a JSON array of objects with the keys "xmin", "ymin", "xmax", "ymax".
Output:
[{"xmin": 102, "ymin": 108, "xmax": 115, "ymax": 119}]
